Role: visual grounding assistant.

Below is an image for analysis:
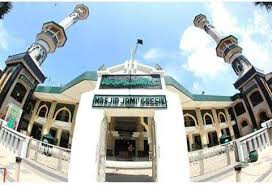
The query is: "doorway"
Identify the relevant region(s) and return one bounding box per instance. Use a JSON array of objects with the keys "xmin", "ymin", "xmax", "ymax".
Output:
[
  {"xmin": 193, "ymin": 134, "xmax": 202, "ymax": 150},
  {"xmin": 104, "ymin": 116, "xmax": 155, "ymax": 182},
  {"xmin": 30, "ymin": 123, "xmax": 42, "ymax": 140},
  {"xmin": 115, "ymin": 139, "xmax": 135, "ymax": 160},
  {"xmin": 208, "ymin": 131, "xmax": 219, "ymax": 147}
]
